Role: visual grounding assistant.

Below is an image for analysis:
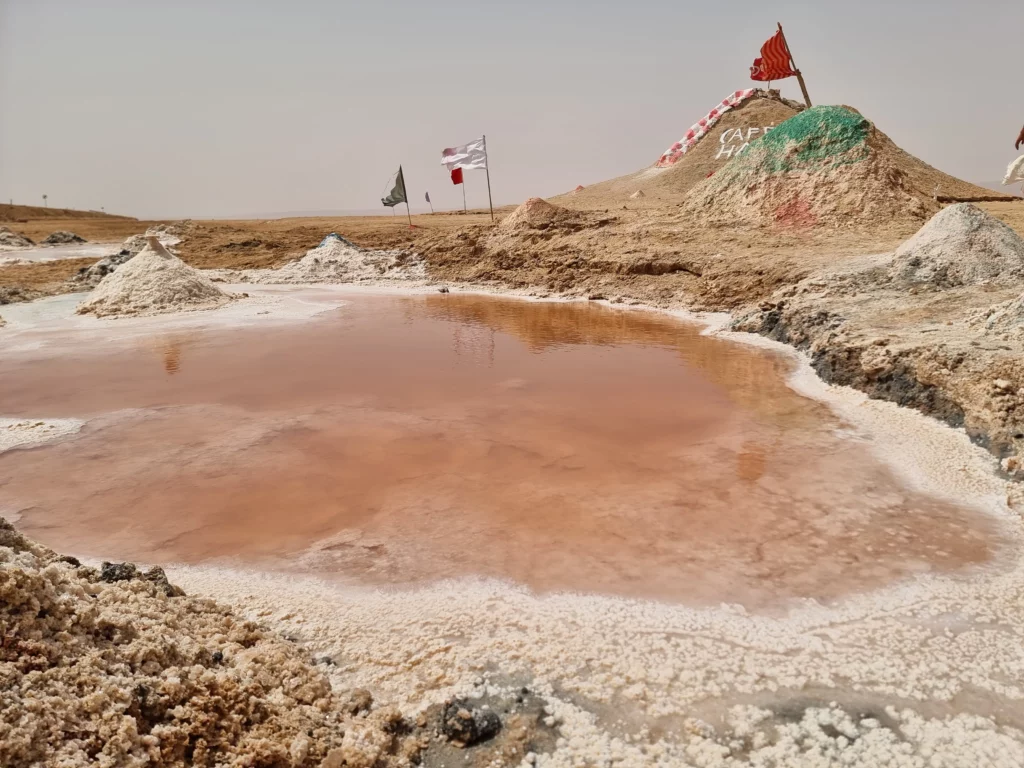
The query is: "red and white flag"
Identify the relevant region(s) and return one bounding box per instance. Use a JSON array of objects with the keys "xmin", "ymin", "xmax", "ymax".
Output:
[
  {"xmin": 750, "ymin": 30, "xmax": 797, "ymax": 82},
  {"xmin": 441, "ymin": 137, "xmax": 487, "ymax": 170}
]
